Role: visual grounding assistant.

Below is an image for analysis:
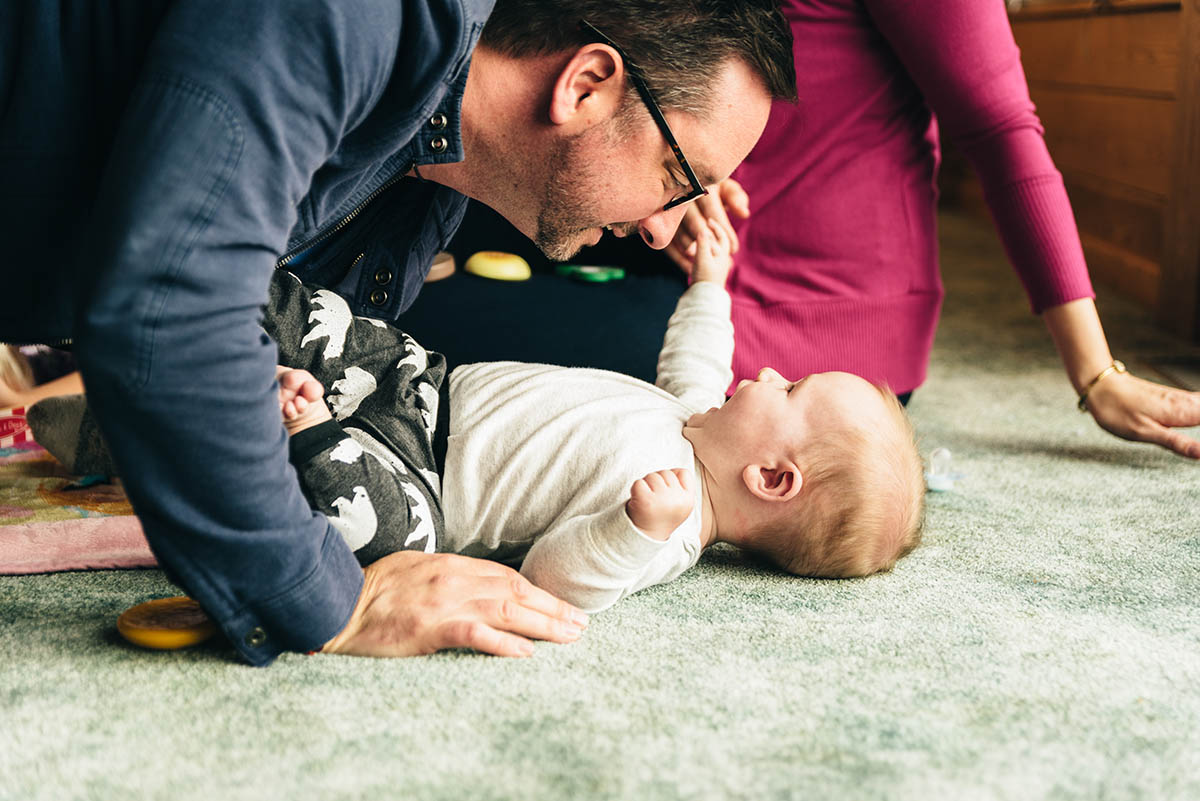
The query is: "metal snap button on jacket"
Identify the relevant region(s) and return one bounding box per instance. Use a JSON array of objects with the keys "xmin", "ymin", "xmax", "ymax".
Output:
[
  {"xmin": 430, "ymin": 136, "xmax": 448, "ymax": 153},
  {"xmin": 244, "ymin": 627, "xmax": 267, "ymax": 648},
  {"xmin": 429, "ymin": 112, "xmax": 447, "ymax": 129},
  {"xmin": 369, "ymin": 288, "xmax": 388, "ymax": 306},
  {"xmin": 374, "ymin": 268, "xmax": 393, "ymax": 285}
]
